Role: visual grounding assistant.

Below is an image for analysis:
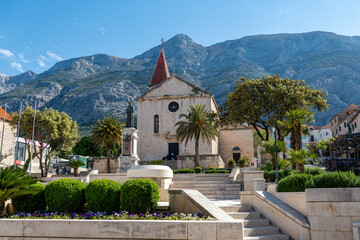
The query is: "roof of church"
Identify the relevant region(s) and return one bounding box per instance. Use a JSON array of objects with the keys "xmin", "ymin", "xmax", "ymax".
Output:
[
  {"xmin": 138, "ymin": 74, "xmax": 212, "ymax": 99},
  {"xmin": 149, "ymin": 47, "xmax": 170, "ymax": 86}
]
